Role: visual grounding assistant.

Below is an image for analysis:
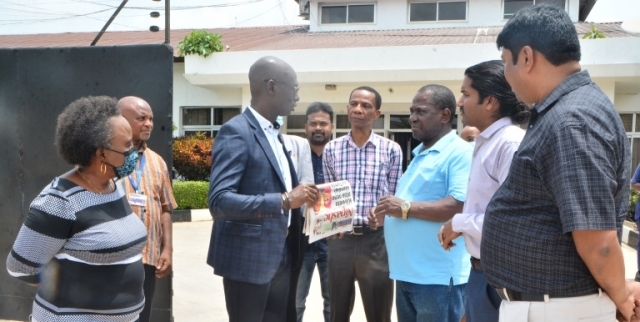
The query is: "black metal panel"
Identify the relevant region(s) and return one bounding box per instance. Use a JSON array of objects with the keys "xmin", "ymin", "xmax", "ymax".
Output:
[{"xmin": 0, "ymin": 45, "xmax": 174, "ymax": 321}]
